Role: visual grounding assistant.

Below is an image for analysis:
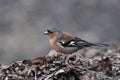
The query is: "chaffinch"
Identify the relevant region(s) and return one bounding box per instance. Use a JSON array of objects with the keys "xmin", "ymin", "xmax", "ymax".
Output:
[{"xmin": 44, "ymin": 27, "xmax": 109, "ymax": 54}]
